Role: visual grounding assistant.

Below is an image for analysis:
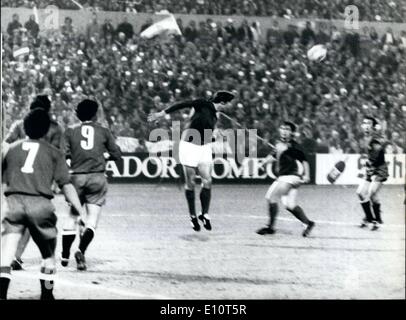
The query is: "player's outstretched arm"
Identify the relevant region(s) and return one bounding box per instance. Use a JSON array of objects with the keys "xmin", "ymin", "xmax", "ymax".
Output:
[
  {"xmin": 4, "ymin": 120, "xmax": 24, "ymax": 143},
  {"xmin": 148, "ymin": 100, "xmax": 203, "ymax": 122},
  {"xmin": 62, "ymin": 183, "xmax": 85, "ymax": 216},
  {"xmin": 147, "ymin": 110, "xmax": 166, "ymax": 122},
  {"xmin": 302, "ymin": 161, "xmax": 311, "ymax": 184},
  {"xmin": 105, "ymin": 130, "xmax": 122, "ymax": 161}
]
